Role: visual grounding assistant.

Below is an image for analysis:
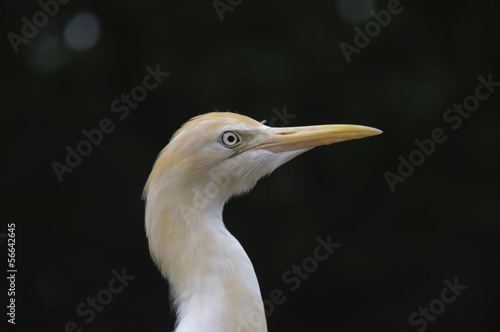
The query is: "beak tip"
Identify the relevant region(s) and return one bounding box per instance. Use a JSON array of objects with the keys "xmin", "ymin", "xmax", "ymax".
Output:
[{"xmin": 368, "ymin": 127, "xmax": 383, "ymax": 136}]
